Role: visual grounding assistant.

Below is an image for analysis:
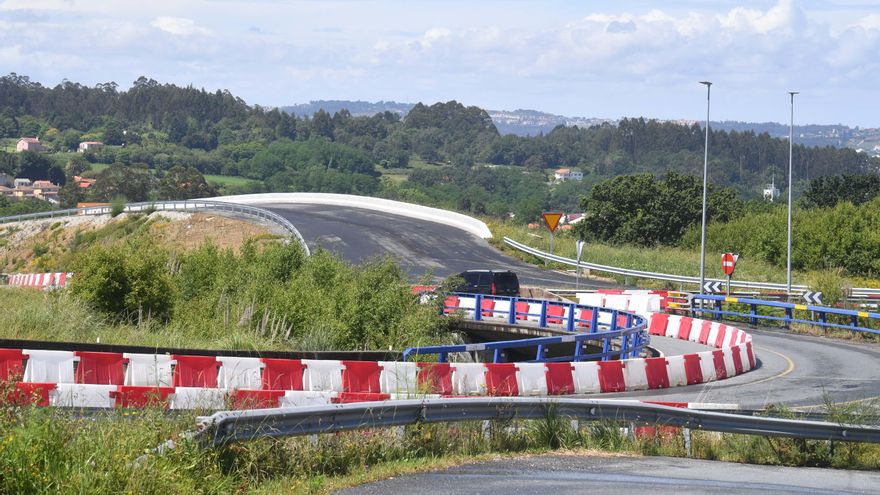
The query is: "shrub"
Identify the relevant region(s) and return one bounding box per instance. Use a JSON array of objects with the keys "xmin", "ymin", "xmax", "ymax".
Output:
[
  {"xmin": 32, "ymin": 243, "xmax": 49, "ymax": 257},
  {"xmin": 110, "ymin": 195, "xmax": 126, "ymax": 217},
  {"xmin": 68, "ymin": 239, "xmax": 175, "ymax": 322}
]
